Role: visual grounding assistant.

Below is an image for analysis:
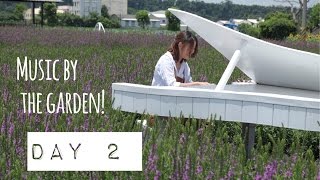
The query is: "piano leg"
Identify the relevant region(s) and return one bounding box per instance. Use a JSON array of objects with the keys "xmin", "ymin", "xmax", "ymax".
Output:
[{"xmin": 242, "ymin": 123, "xmax": 256, "ymax": 160}]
